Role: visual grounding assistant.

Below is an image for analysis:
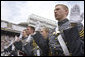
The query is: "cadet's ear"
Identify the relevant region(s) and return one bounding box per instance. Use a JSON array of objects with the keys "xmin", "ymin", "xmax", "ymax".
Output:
[{"xmin": 65, "ymin": 9, "xmax": 69, "ymax": 16}]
